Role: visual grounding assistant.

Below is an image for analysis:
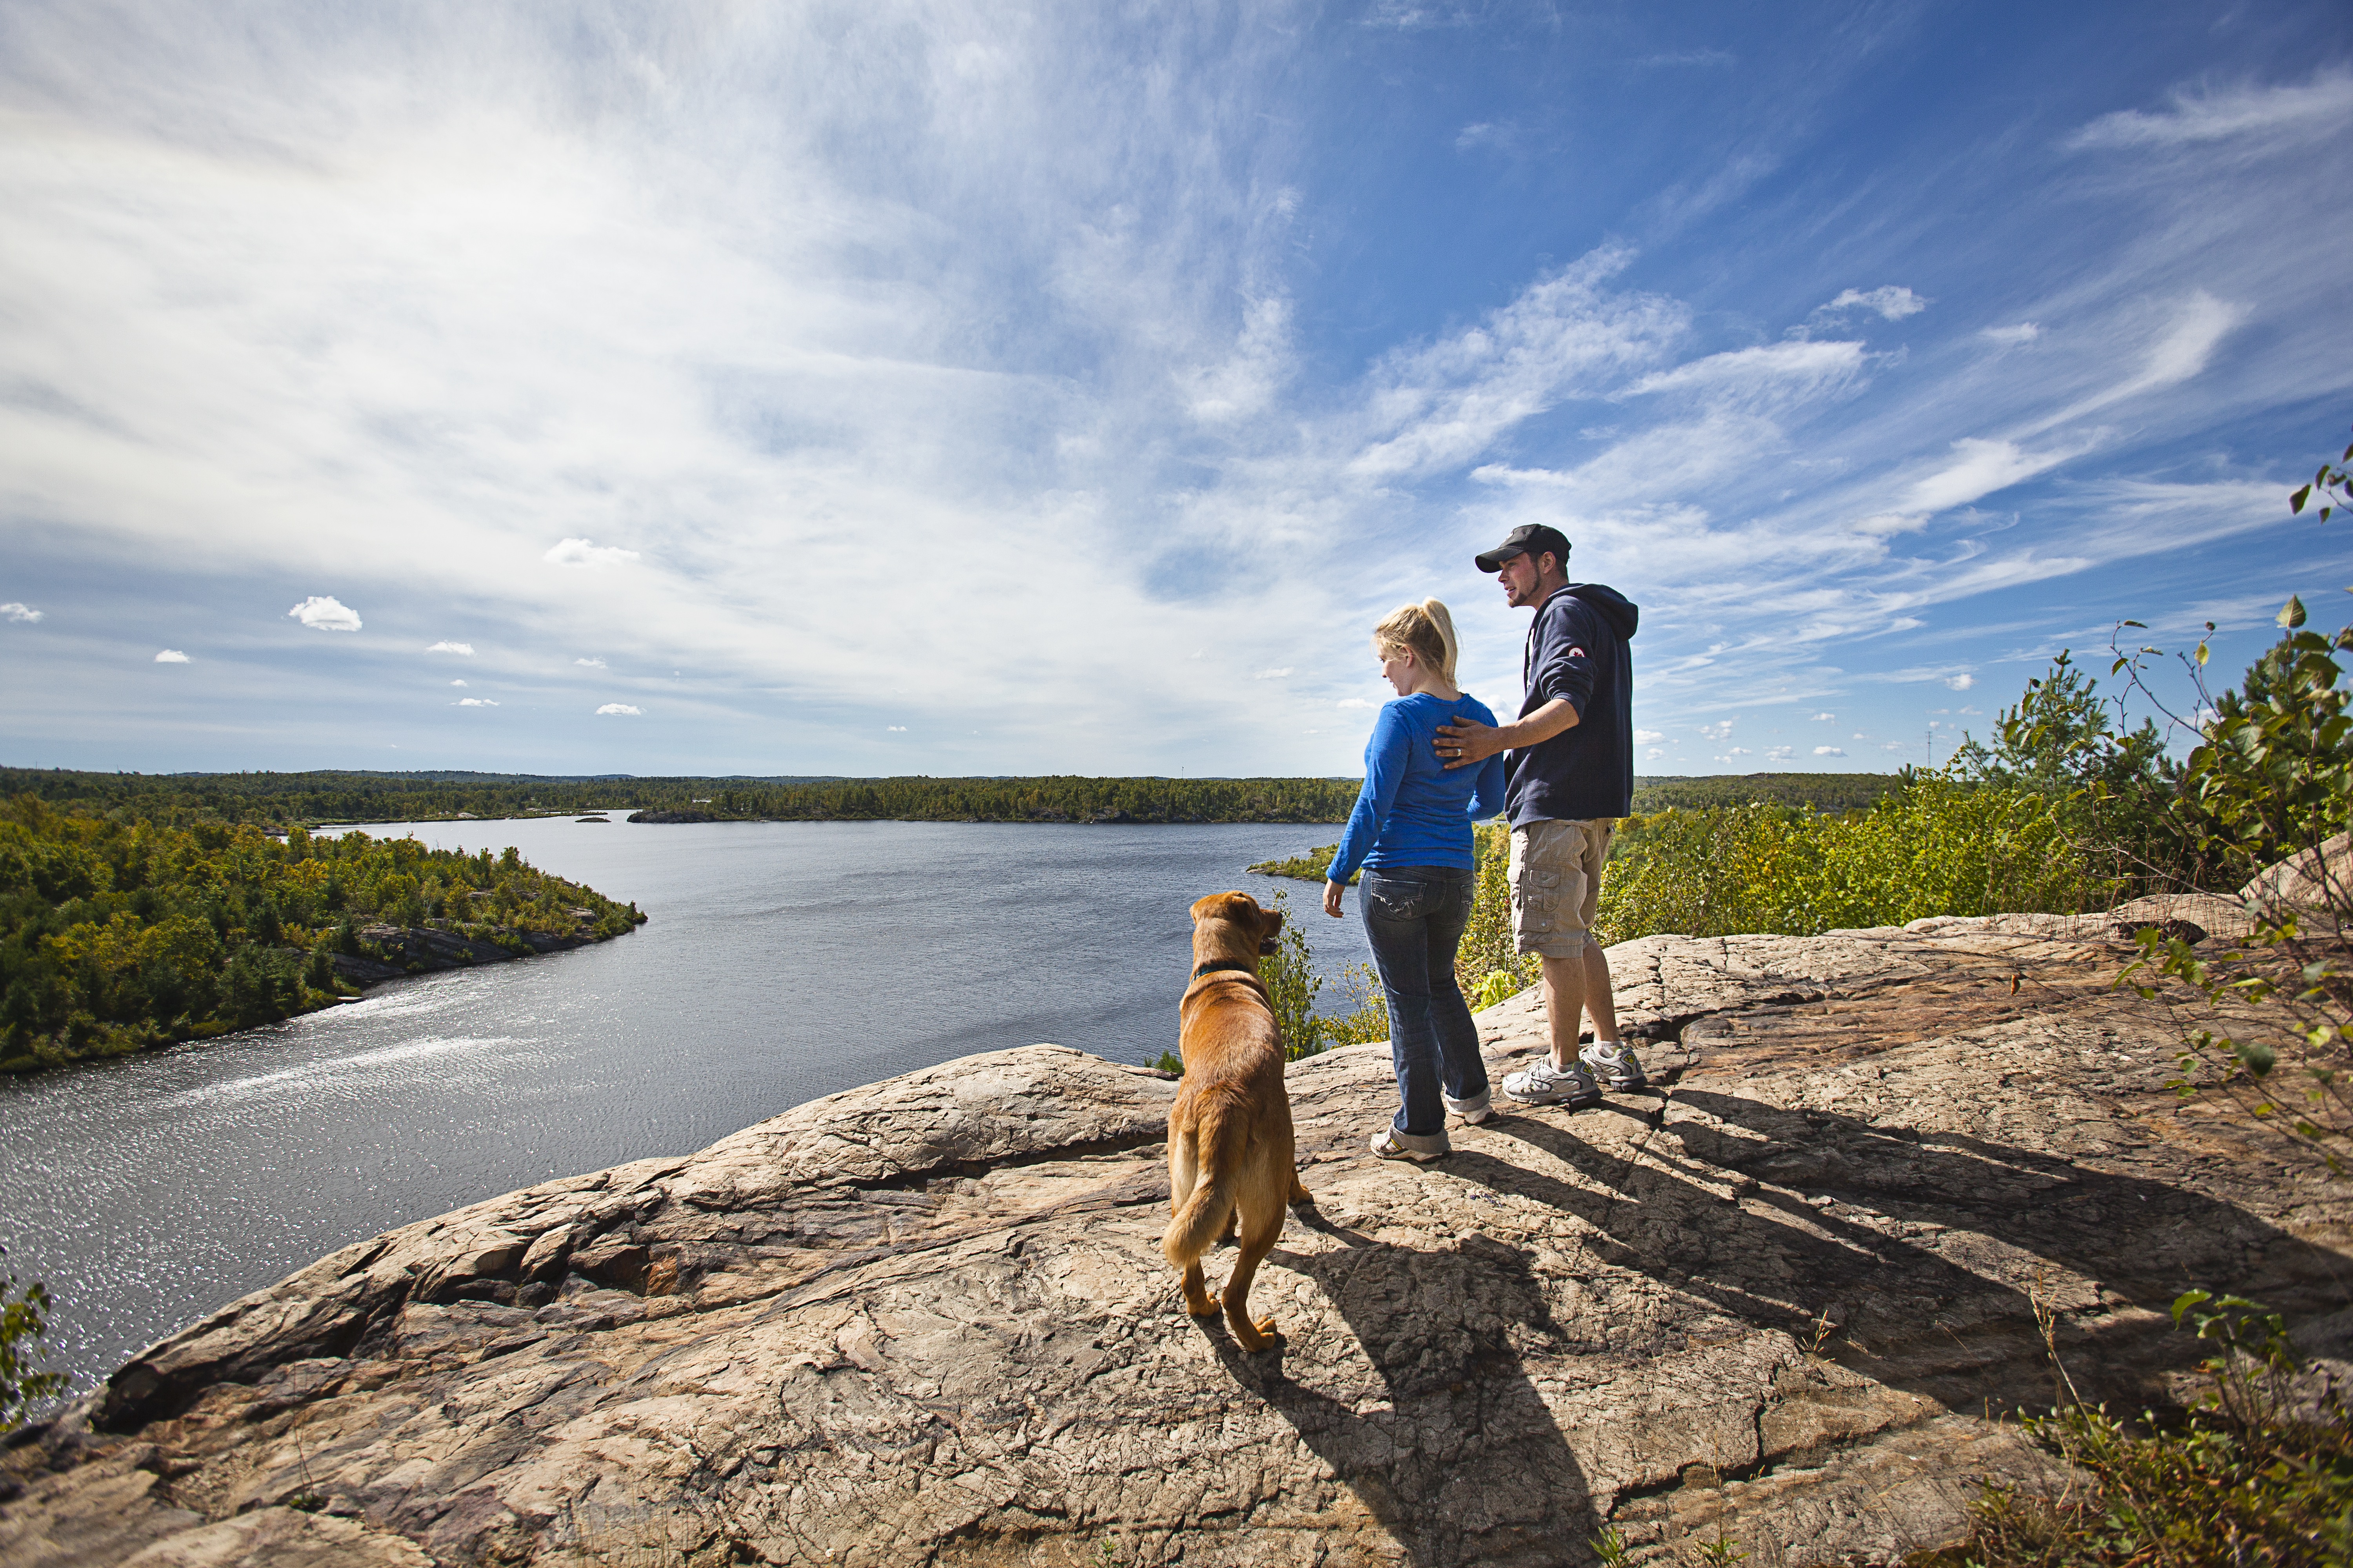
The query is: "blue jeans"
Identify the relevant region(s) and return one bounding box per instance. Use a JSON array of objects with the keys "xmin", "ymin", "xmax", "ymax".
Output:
[{"xmin": 1360, "ymin": 866, "xmax": 1487, "ymax": 1139}]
